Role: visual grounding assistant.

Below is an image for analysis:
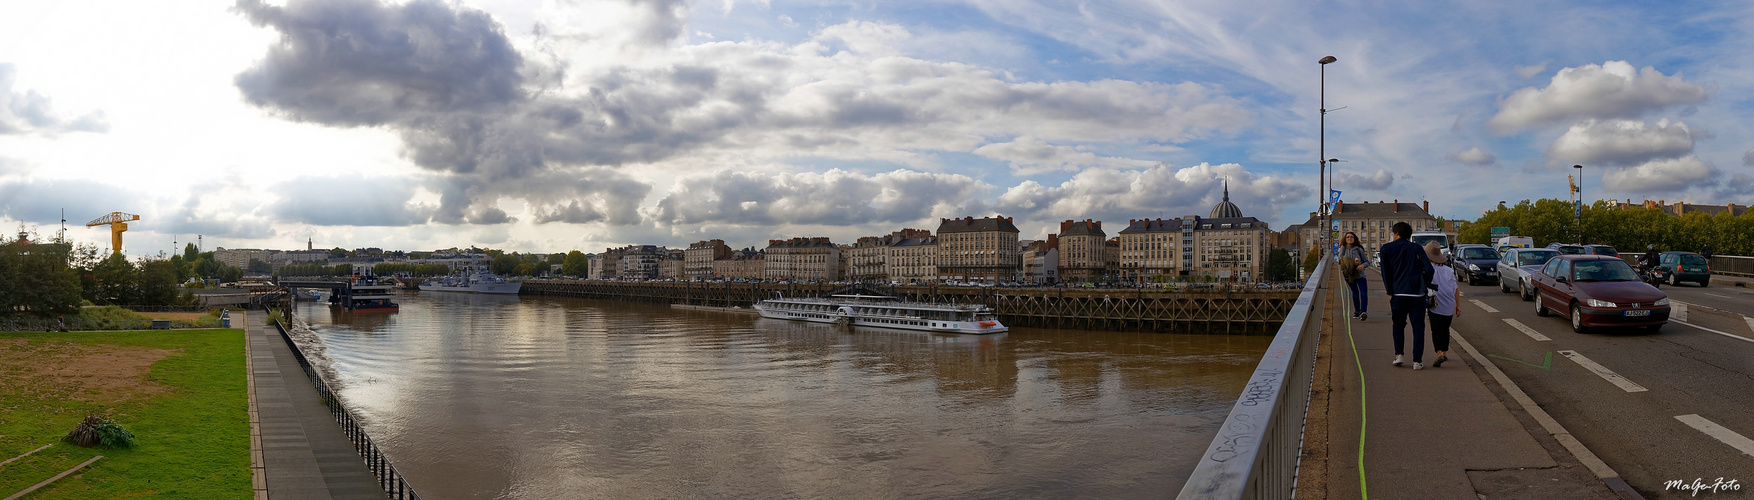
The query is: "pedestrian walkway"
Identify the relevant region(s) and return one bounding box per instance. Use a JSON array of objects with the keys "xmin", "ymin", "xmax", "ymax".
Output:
[
  {"xmin": 245, "ymin": 311, "xmax": 385, "ymax": 500},
  {"xmin": 1312, "ymin": 270, "xmax": 1622, "ymax": 499}
]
